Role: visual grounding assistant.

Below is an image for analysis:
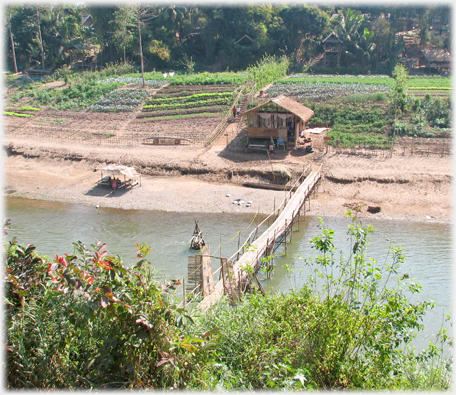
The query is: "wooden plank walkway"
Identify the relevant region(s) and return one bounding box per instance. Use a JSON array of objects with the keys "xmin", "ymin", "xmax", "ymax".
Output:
[{"xmin": 199, "ymin": 167, "xmax": 321, "ymax": 311}]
